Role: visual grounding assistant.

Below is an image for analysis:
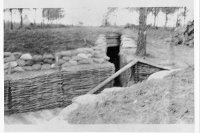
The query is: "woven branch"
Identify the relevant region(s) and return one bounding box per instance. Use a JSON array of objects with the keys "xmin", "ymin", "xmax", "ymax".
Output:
[{"xmin": 4, "ymin": 63, "xmax": 115, "ymax": 114}]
